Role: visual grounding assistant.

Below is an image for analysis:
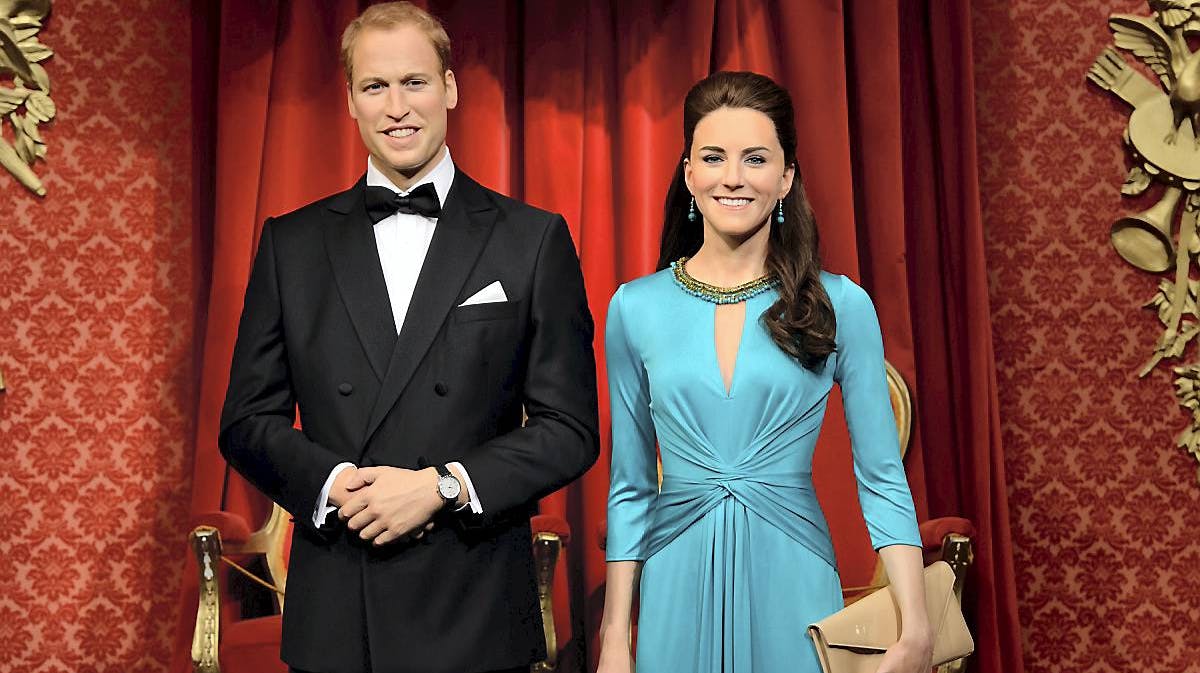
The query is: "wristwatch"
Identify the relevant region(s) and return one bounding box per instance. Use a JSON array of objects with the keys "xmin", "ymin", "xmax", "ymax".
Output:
[{"xmin": 434, "ymin": 464, "xmax": 462, "ymax": 507}]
